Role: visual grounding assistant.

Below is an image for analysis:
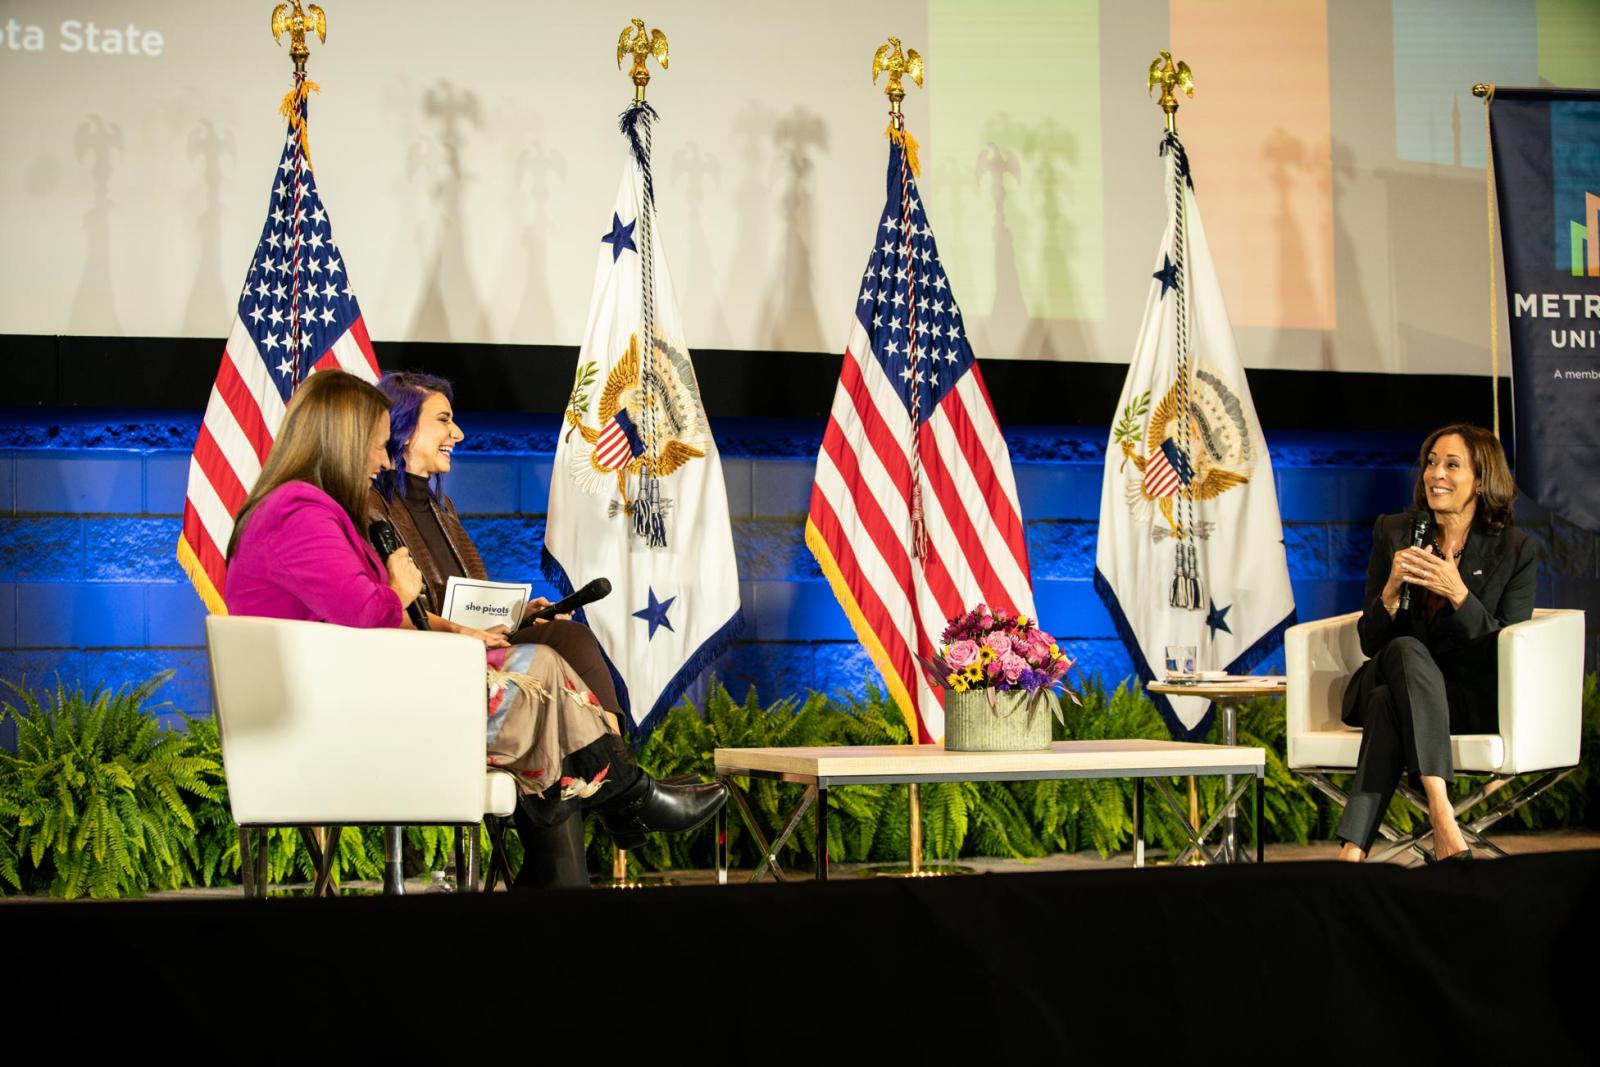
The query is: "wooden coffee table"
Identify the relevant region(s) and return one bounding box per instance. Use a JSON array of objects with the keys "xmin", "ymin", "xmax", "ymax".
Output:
[{"xmin": 713, "ymin": 739, "xmax": 1267, "ymax": 883}]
